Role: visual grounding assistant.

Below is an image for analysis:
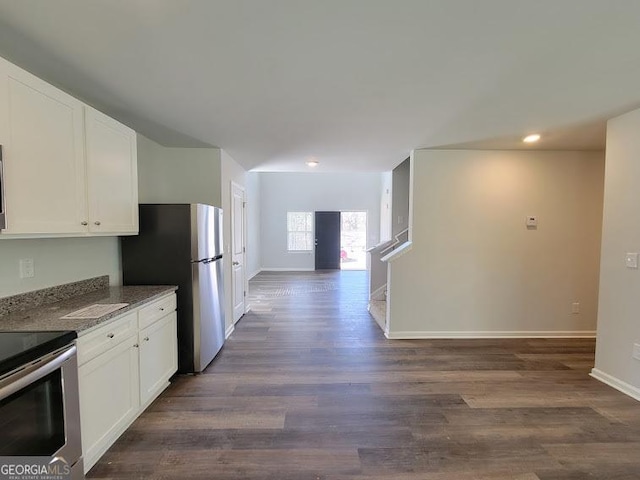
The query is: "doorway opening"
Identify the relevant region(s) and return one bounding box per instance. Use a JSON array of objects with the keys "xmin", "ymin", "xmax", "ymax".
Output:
[{"xmin": 340, "ymin": 211, "xmax": 367, "ymax": 270}]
